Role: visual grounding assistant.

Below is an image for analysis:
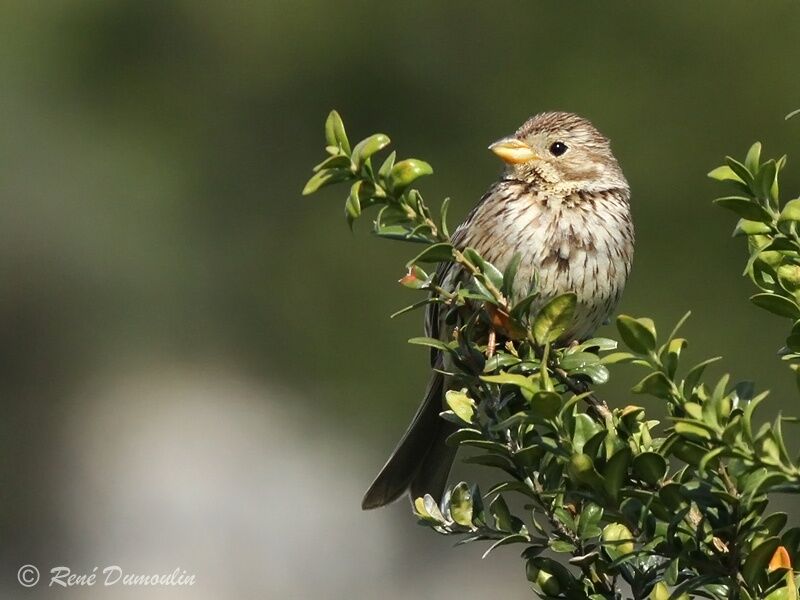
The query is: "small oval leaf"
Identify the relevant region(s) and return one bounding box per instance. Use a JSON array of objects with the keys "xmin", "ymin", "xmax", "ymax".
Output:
[
  {"xmin": 533, "ymin": 293, "xmax": 577, "ymax": 345},
  {"xmin": 389, "ymin": 159, "xmax": 433, "ymax": 192},
  {"xmin": 616, "ymin": 315, "xmax": 657, "ymax": 354},
  {"xmin": 750, "ymin": 293, "xmax": 800, "ymax": 319}
]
